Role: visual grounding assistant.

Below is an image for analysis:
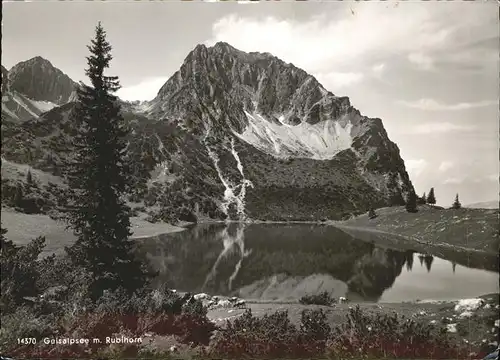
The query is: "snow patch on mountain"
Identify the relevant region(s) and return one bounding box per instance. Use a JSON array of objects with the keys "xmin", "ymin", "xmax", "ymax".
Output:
[
  {"xmin": 234, "ymin": 110, "xmax": 354, "ymax": 159},
  {"xmin": 2, "ymin": 91, "xmax": 45, "ymax": 122},
  {"xmin": 205, "ymin": 141, "xmax": 253, "ymax": 219},
  {"xmin": 12, "ymin": 93, "xmax": 40, "ymax": 118},
  {"xmin": 202, "ymin": 125, "xmax": 254, "ymax": 219},
  {"xmin": 128, "ymin": 100, "xmax": 154, "ymax": 114},
  {"xmin": 28, "ymin": 99, "xmax": 58, "ymax": 113},
  {"xmin": 229, "ymin": 138, "xmax": 254, "ymax": 218}
]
